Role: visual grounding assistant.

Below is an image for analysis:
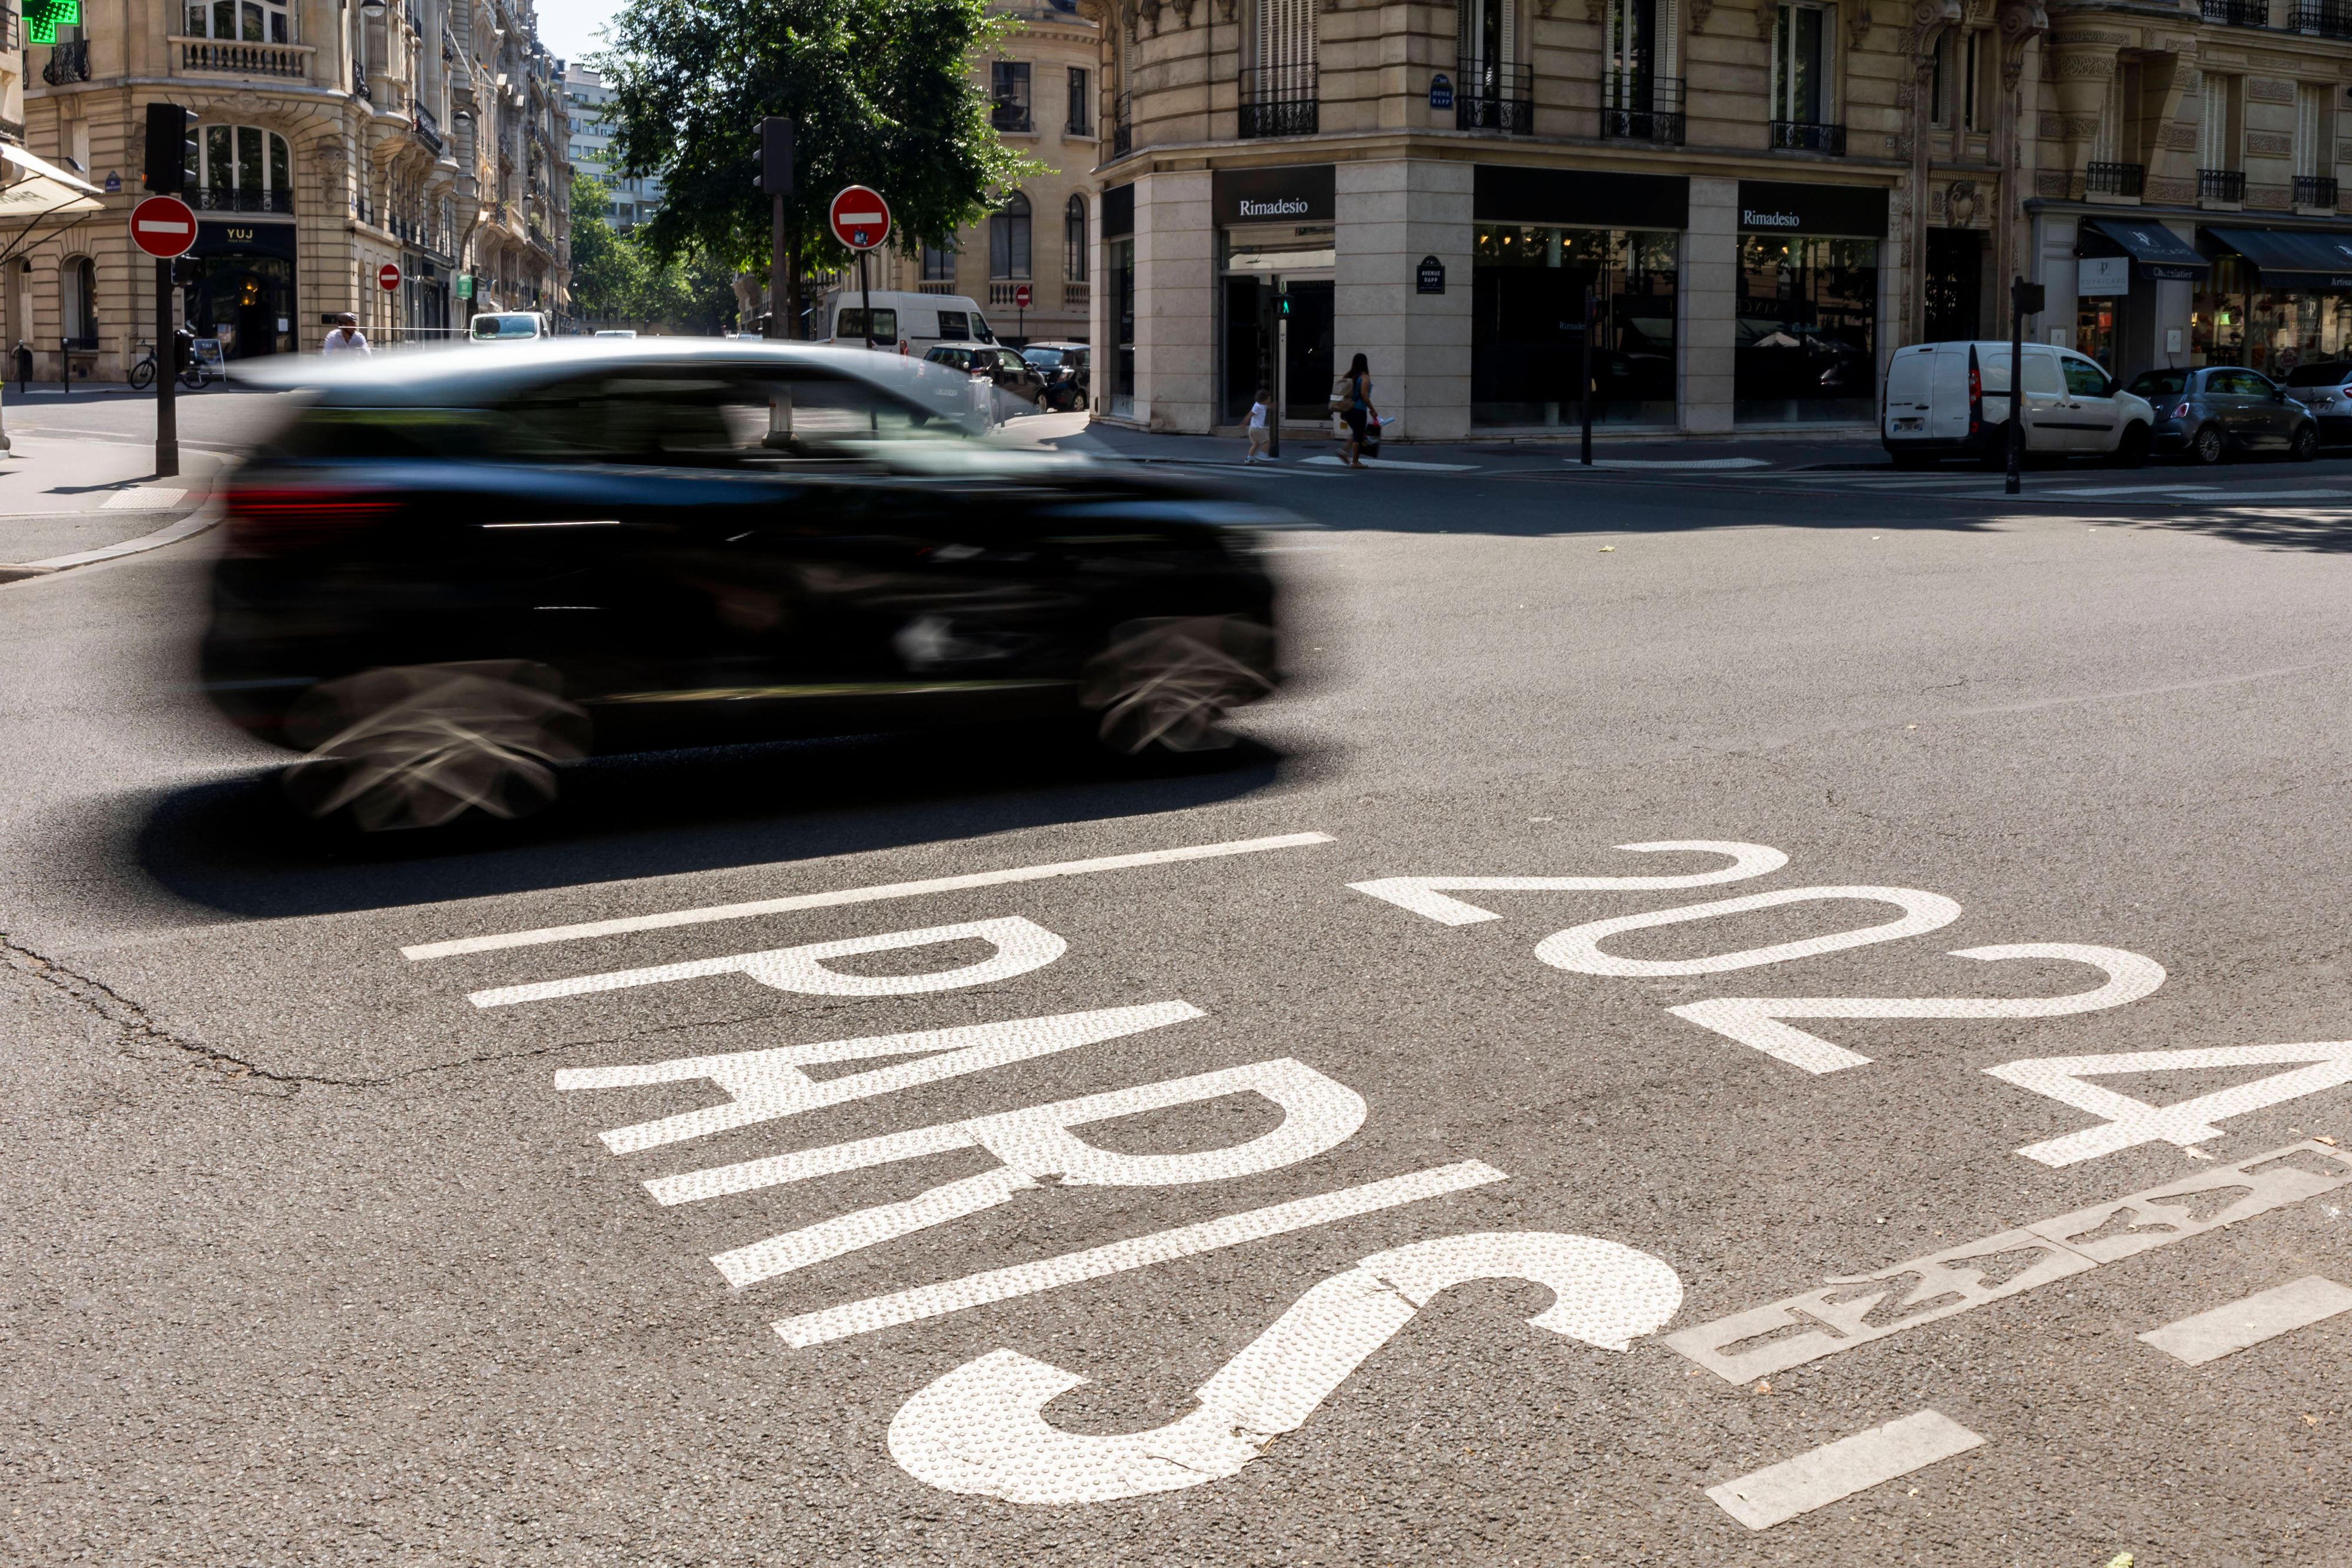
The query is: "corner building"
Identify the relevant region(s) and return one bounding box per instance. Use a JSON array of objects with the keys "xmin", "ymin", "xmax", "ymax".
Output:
[{"xmin": 1075, "ymin": 0, "xmax": 2066, "ymax": 437}]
